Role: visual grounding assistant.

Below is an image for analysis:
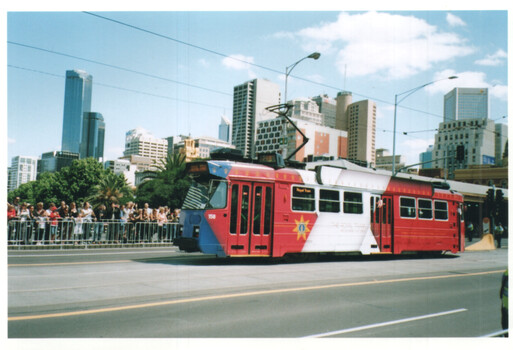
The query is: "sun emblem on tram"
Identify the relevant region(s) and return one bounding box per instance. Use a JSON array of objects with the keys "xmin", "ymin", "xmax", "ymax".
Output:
[{"xmin": 293, "ymin": 215, "xmax": 311, "ymax": 241}]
